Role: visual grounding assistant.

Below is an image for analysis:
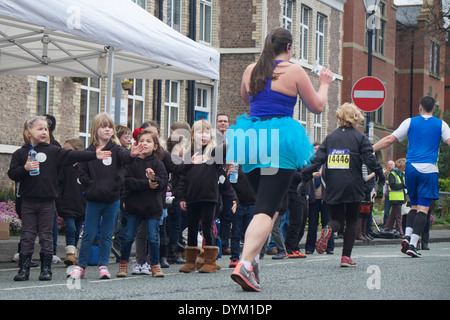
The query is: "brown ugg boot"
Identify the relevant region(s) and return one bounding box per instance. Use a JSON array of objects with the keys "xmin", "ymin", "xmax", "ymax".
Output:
[
  {"xmin": 179, "ymin": 246, "xmax": 201, "ymax": 273},
  {"xmin": 198, "ymin": 246, "xmax": 220, "ymax": 273},
  {"xmin": 195, "ymin": 248, "xmax": 205, "ymax": 270},
  {"xmin": 64, "ymin": 245, "xmax": 78, "ymax": 266},
  {"xmin": 116, "ymin": 260, "xmax": 128, "ymax": 277}
]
